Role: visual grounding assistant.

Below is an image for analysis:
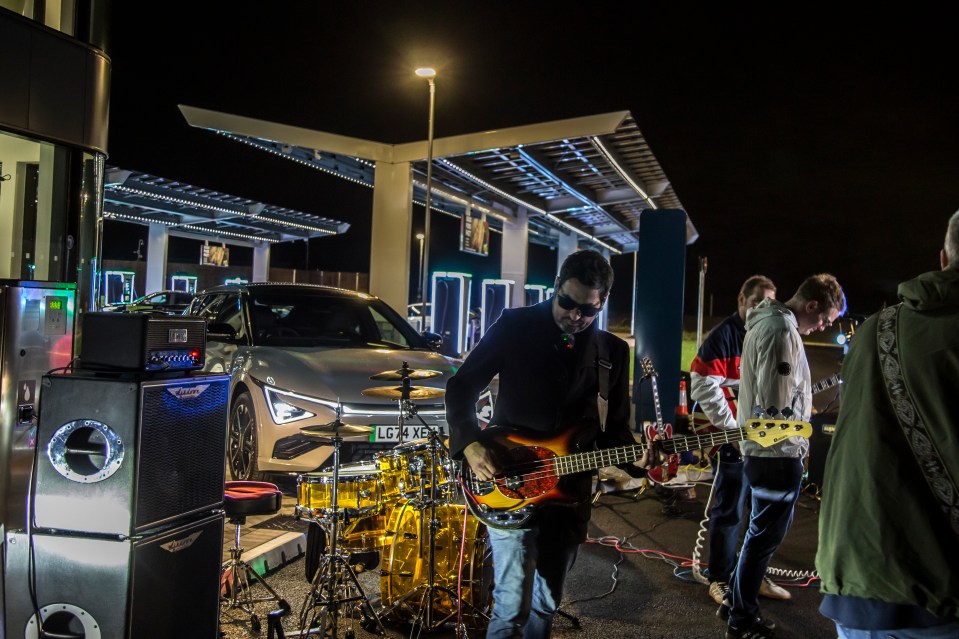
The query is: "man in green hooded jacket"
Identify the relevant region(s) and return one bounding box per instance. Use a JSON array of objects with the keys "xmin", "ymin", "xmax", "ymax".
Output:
[{"xmin": 816, "ymin": 209, "xmax": 959, "ymax": 638}]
